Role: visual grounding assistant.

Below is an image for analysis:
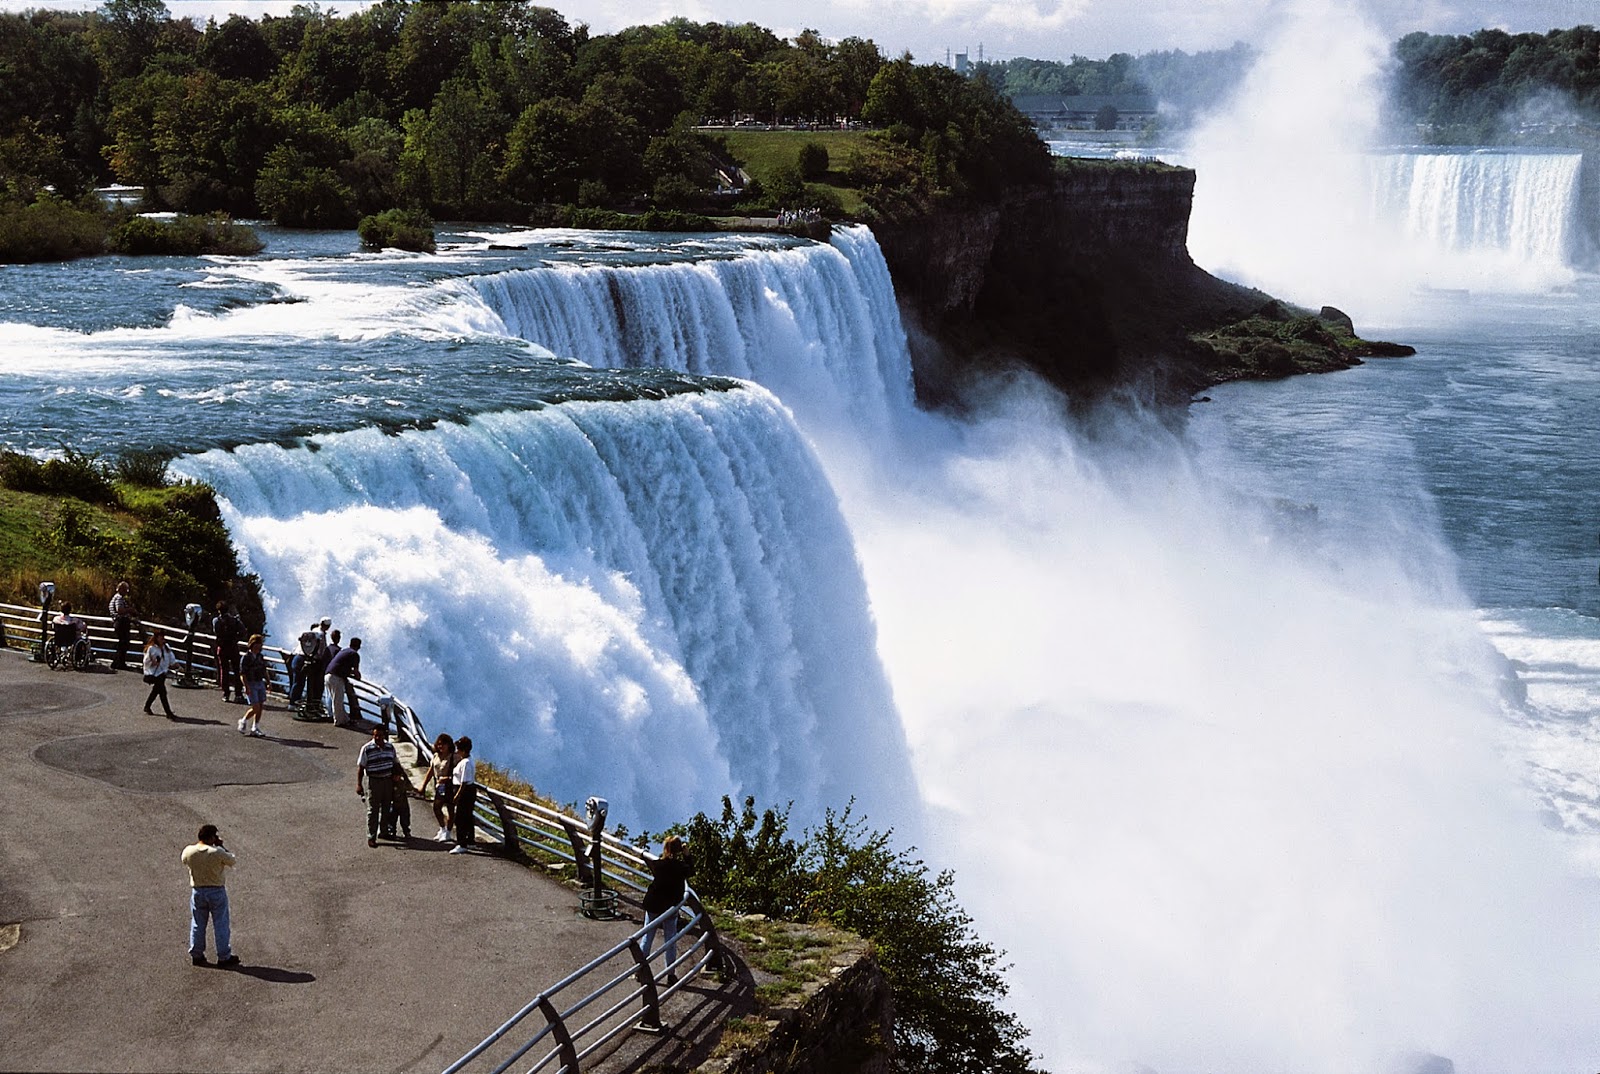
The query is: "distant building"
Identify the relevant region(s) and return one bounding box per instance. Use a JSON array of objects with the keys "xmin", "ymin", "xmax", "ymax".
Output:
[
  {"xmin": 1012, "ymin": 93, "xmax": 1158, "ymax": 132},
  {"xmin": 954, "ymin": 51, "xmax": 968, "ymax": 76}
]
